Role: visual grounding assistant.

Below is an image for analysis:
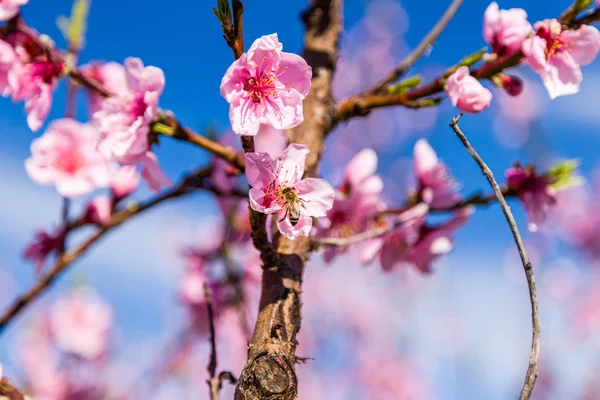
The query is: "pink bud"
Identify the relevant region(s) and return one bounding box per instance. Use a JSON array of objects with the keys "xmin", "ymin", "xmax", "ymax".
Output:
[
  {"xmin": 446, "ymin": 66, "xmax": 493, "ymax": 114},
  {"xmin": 501, "ymin": 74, "xmax": 523, "ymax": 96},
  {"xmin": 84, "ymin": 196, "xmax": 112, "ymax": 226}
]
